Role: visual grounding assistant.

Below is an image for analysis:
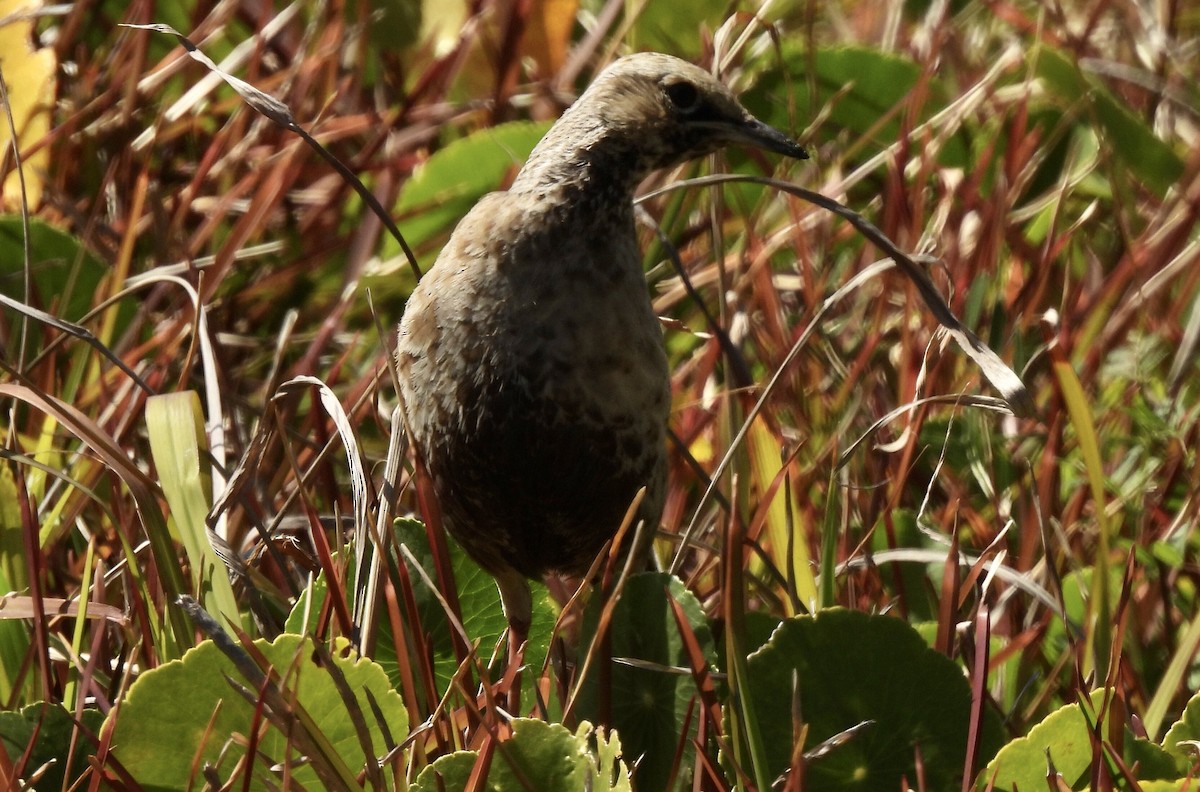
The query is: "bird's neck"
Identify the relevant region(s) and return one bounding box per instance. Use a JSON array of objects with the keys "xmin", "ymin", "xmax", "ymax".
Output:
[{"xmin": 508, "ymin": 119, "xmax": 653, "ymax": 211}]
